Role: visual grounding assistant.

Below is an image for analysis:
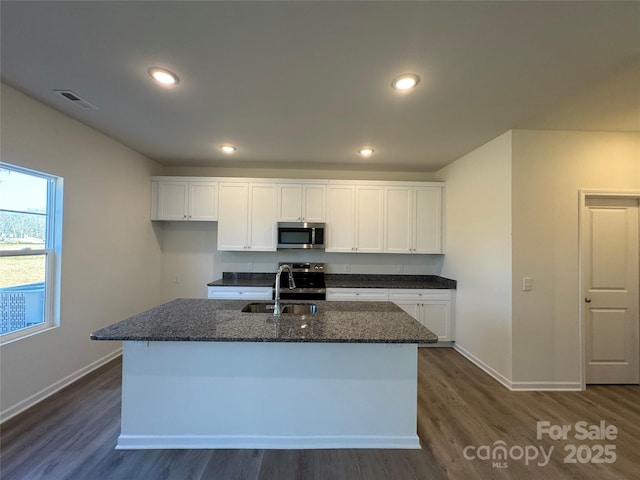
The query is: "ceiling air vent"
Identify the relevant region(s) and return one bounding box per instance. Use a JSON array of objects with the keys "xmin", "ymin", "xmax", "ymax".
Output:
[{"xmin": 53, "ymin": 90, "xmax": 98, "ymax": 110}]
